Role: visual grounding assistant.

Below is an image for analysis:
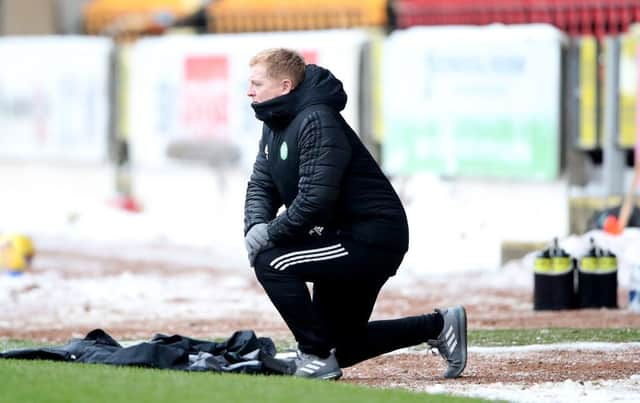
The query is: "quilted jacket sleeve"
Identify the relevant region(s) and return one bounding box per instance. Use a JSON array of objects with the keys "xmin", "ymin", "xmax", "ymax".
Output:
[
  {"xmin": 267, "ymin": 109, "xmax": 351, "ymax": 243},
  {"xmin": 244, "ymin": 127, "xmax": 282, "ymax": 235}
]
